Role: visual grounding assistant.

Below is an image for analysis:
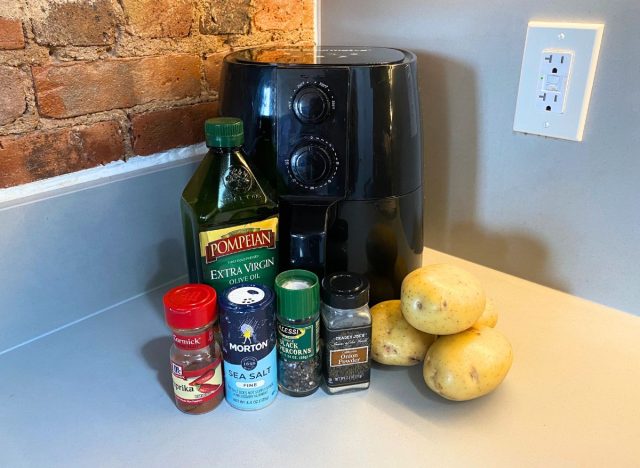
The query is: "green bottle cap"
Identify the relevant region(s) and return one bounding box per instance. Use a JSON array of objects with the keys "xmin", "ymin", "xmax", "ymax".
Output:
[
  {"xmin": 205, "ymin": 117, "xmax": 244, "ymax": 148},
  {"xmin": 275, "ymin": 269, "xmax": 320, "ymax": 321}
]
